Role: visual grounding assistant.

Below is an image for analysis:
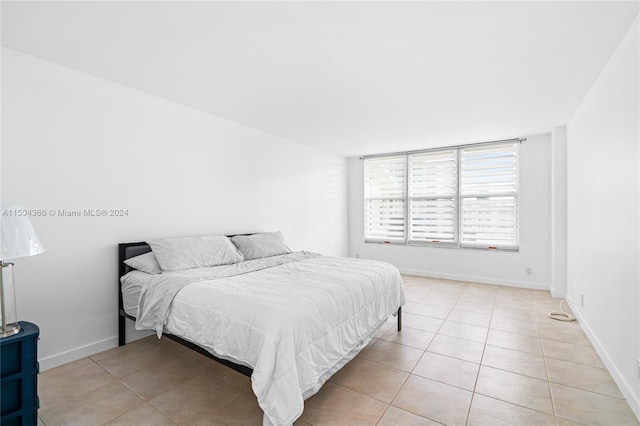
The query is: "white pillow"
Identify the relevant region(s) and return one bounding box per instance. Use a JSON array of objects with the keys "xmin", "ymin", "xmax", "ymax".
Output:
[
  {"xmin": 124, "ymin": 251, "xmax": 162, "ymax": 275},
  {"xmin": 231, "ymin": 232, "xmax": 291, "ymax": 261},
  {"xmin": 148, "ymin": 235, "xmax": 244, "ymax": 272}
]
